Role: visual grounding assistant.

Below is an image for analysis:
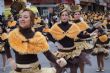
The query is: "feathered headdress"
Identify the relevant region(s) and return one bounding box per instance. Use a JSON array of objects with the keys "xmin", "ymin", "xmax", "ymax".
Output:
[
  {"xmin": 11, "ymin": 0, "xmax": 26, "ymax": 14},
  {"xmin": 57, "ymin": 3, "xmax": 72, "ymax": 12},
  {"xmin": 58, "ymin": 3, "xmax": 82, "ymax": 13},
  {"xmin": 70, "ymin": 4, "xmax": 82, "ymax": 13},
  {"xmin": 16, "ymin": 0, "xmax": 27, "ymax": 3}
]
